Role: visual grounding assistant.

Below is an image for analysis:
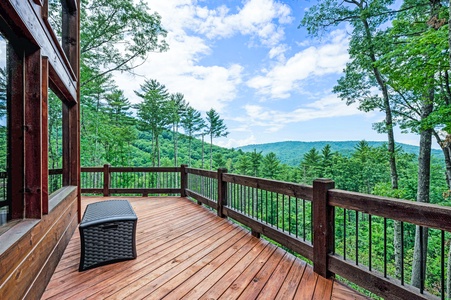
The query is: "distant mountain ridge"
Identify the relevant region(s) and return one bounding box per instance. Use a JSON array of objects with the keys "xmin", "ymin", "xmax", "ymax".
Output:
[{"xmin": 237, "ymin": 141, "xmax": 444, "ymax": 166}]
